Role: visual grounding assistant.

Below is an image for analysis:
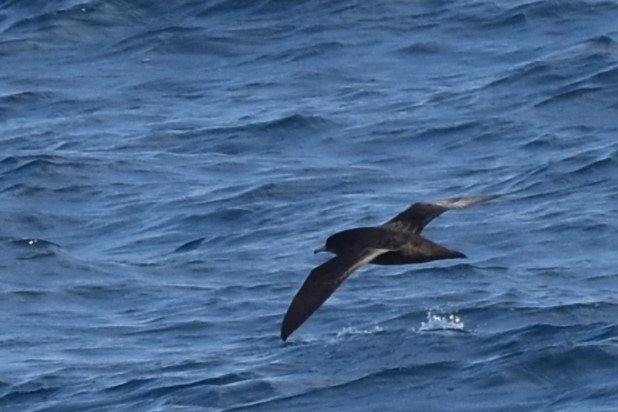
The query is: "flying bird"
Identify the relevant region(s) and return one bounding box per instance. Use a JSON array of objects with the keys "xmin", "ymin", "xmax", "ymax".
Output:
[{"xmin": 280, "ymin": 194, "xmax": 497, "ymax": 341}]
